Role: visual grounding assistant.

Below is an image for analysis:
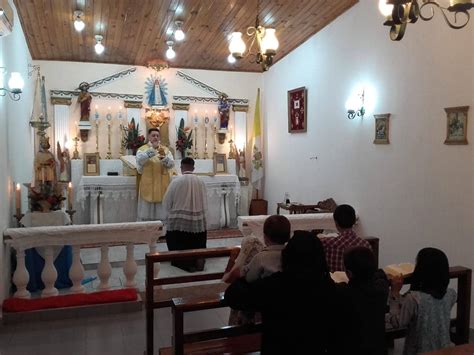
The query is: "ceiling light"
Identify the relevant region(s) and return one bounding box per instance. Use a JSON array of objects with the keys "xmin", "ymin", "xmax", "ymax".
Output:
[
  {"xmin": 227, "ymin": 54, "xmax": 236, "ymax": 64},
  {"xmin": 73, "ymin": 10, "xmax": 85, "ymax": 32},
  {"xmin": 174, "ymin": 20, "xmax": 185, "ymax": 41},
  {"xmin": 379, "ymin": 0, "xmax": 474, "ymax": 41},
  {"xmin": 0, "ymin": 68, "xmax": 24, "ymax": 101},
  {"xmin": 166, "ymin": 40, "xmax": 176, "ymax": 59},
  {"xmin": 227, "ymin": 0, "xmax": 278, "ymax": 71},
  {"xmin": 0, "ymin": 8, "xmax": 4, "ymax": 16},
  {"xmin": 95, "ymin": 35, "xmax": 105, "ymax": 54}
]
